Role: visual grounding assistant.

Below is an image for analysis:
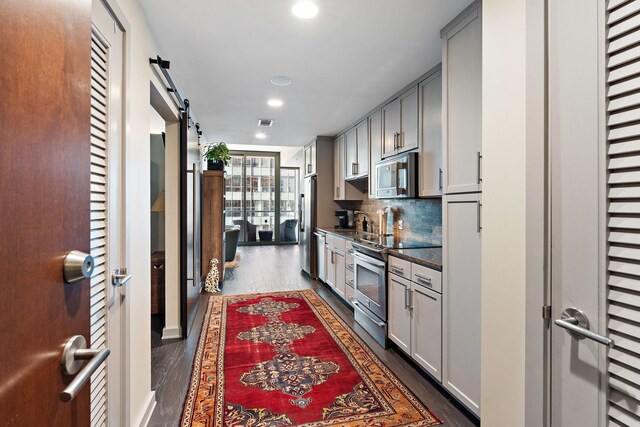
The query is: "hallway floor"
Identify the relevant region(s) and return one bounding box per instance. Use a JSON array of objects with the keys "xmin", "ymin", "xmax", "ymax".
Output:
[{"xmin": 149, "ymin": 245, "xmax": 478, "ymax": 426}]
